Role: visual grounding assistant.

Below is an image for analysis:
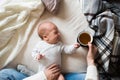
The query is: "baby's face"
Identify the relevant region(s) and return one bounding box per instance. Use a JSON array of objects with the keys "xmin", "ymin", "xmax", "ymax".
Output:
[{"xmin": 46, "ymin": 25, "xmax": 60, "ymax": 44}]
